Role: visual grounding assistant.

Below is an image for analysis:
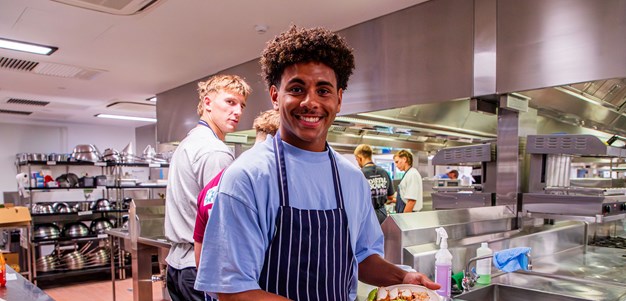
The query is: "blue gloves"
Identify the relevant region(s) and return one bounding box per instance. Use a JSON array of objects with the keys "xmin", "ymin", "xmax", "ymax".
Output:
[{"xmin": 492, "ymin": 247, "xmax": 531, "ymax": 272}]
